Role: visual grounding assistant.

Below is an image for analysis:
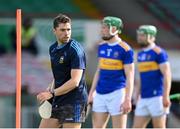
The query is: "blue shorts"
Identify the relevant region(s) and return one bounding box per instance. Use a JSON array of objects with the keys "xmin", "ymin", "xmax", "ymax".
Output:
[{"xmin": 51, "ymin": 103, "xmax": 87, "ymax": 123}]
